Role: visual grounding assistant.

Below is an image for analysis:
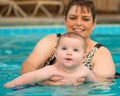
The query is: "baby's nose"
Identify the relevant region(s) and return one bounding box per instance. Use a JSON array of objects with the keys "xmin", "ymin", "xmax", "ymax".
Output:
[{"xmin": 66, "ymin": 50, "xmax": 72, "ymax": 55}]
